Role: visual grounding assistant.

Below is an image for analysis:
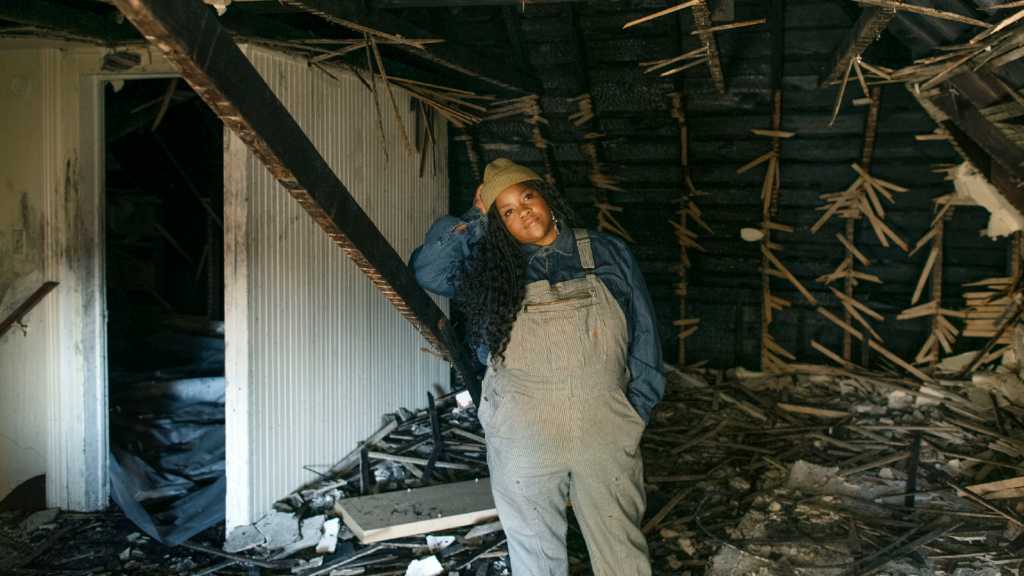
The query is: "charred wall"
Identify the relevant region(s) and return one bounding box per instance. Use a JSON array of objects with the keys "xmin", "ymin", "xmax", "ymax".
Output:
[{"xmin": 442, "ymin": 0, "xmax": 1009, "ymax": 371}]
